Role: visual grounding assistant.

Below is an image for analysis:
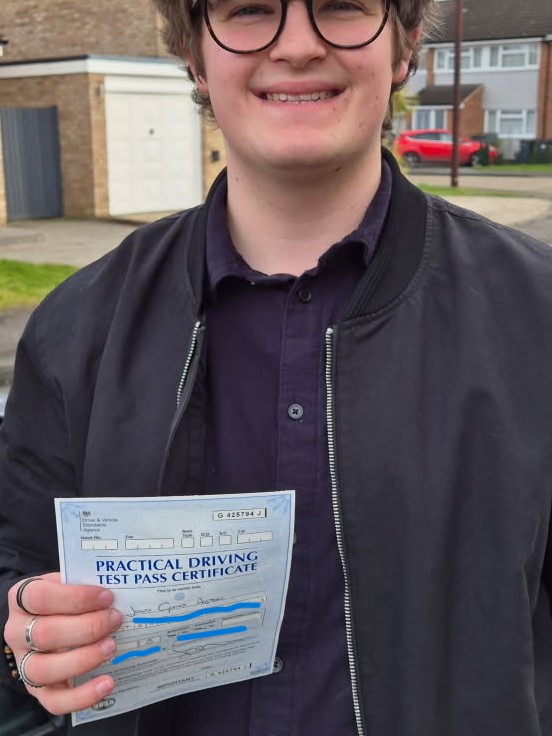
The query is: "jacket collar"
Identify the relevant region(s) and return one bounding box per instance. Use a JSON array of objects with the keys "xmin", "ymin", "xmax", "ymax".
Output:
[{"xmin": 187, "ymin": 148, "xmax": 428, "ymax": 321}]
